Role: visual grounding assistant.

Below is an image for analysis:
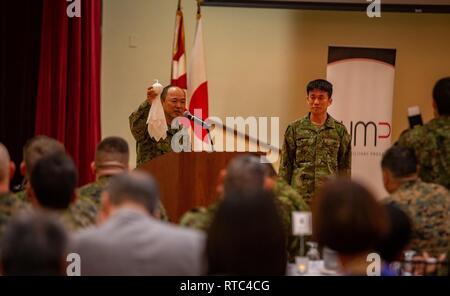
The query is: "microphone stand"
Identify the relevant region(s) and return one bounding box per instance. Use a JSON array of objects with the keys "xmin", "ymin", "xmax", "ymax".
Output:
[{"xmin": 206, "ymin": 127, "xmax": 214, "ymax": 152}]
